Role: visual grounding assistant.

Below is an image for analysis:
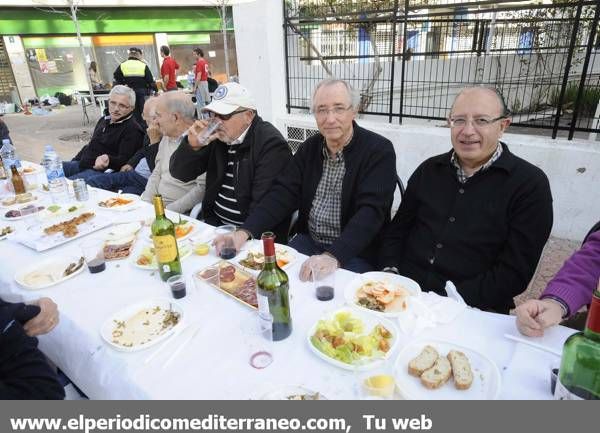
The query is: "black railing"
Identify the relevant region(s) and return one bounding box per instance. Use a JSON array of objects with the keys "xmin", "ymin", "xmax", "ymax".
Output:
[{"xmin": 283, "ymin": 0, "xmax": 600, "ymax": 139}]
